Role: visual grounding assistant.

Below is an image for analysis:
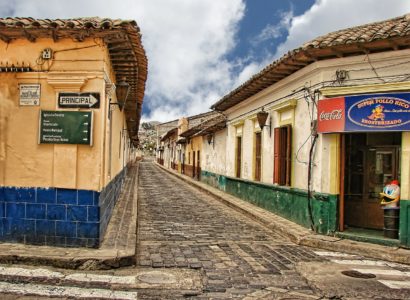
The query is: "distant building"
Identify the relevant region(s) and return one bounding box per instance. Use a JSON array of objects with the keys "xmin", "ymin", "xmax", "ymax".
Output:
[
  {"xmin": 156, "ymin": 111, "xmax": 217, "ymax": 177},
  {"xmin": 0, "ymin": 17, "xmax": 147, "ymax": 247}
]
